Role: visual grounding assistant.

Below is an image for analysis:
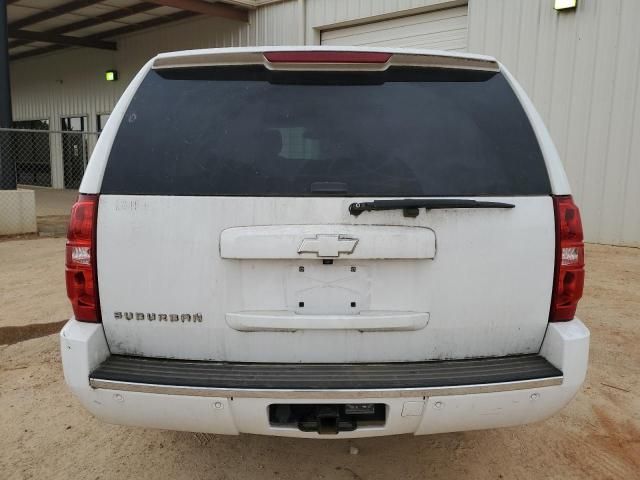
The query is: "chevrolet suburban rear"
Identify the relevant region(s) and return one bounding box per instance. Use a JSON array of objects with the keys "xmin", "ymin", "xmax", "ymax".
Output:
[{"xmin": 60, "ymin": 47, "xmax": 589, "ymax": 438}]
